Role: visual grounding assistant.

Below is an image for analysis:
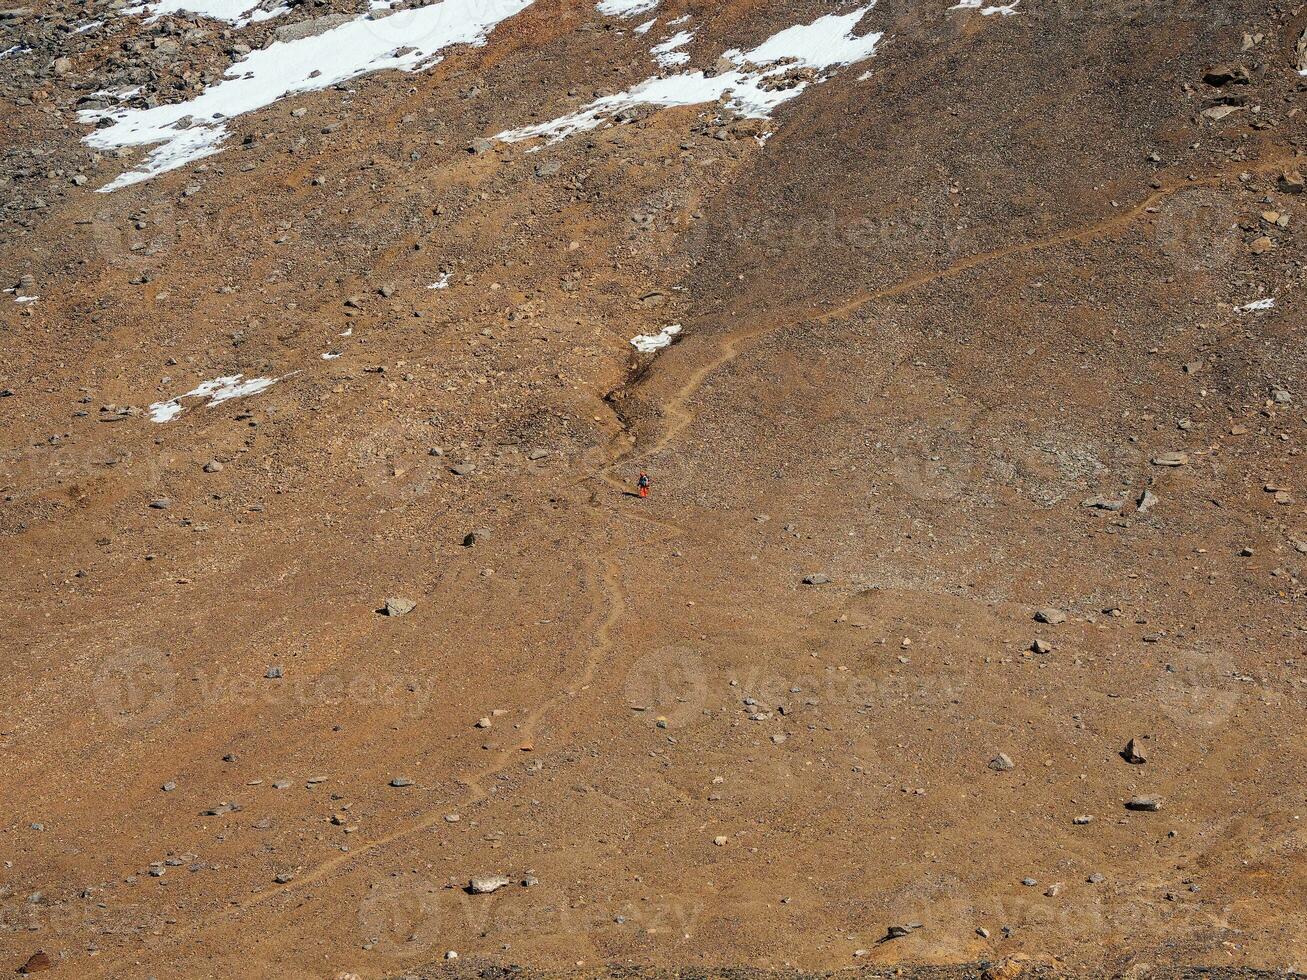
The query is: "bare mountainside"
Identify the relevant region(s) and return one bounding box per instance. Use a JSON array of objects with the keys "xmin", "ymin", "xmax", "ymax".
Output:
[{"xmin": 1, "ymin": 0, "xmax": 1305, "ymax": 977}]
